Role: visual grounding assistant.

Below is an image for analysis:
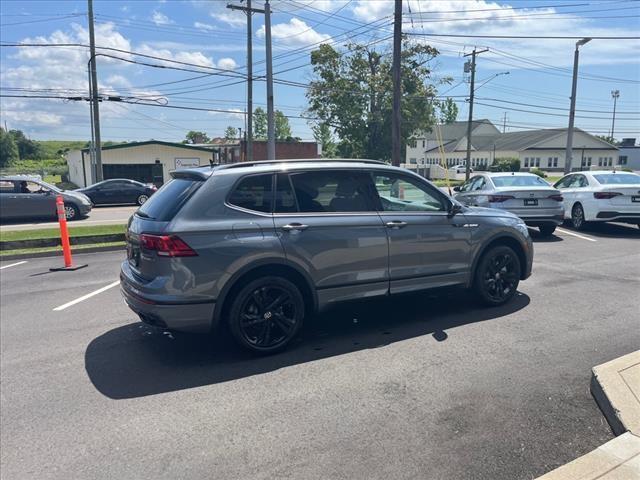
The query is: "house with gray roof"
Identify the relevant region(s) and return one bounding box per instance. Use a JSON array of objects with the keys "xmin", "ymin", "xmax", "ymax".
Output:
[{"xmin": 404, "ymin": 120, "xmax": 619, "ymax": 174}]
